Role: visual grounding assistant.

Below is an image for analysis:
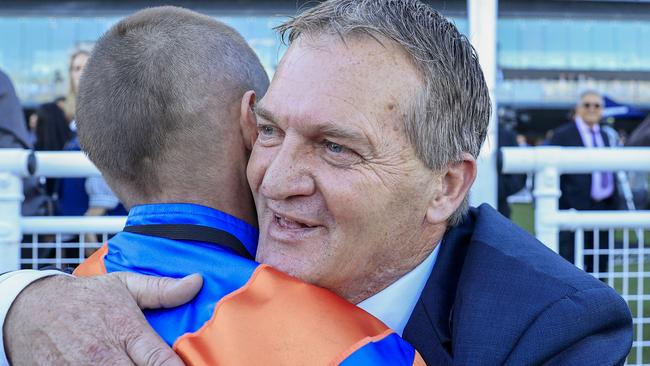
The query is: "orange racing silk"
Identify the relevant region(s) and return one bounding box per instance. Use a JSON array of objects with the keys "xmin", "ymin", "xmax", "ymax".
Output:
[{"xmin": 75, "ymin": 203, "xmax": 424, "ymax": 365}]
